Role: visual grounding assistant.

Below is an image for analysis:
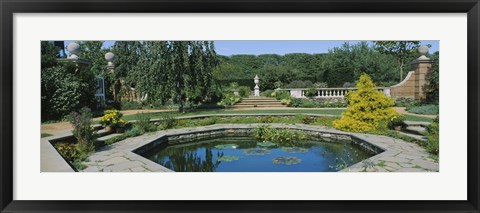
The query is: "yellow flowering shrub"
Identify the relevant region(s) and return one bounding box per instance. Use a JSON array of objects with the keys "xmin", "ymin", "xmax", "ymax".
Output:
[
  {"xmin": 333, "ymin": 73, "xmax": 399, "ymax": 132},
  {"xmin": 100, "ymin": 110, "xmax": 128, "ymax": 128}
]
